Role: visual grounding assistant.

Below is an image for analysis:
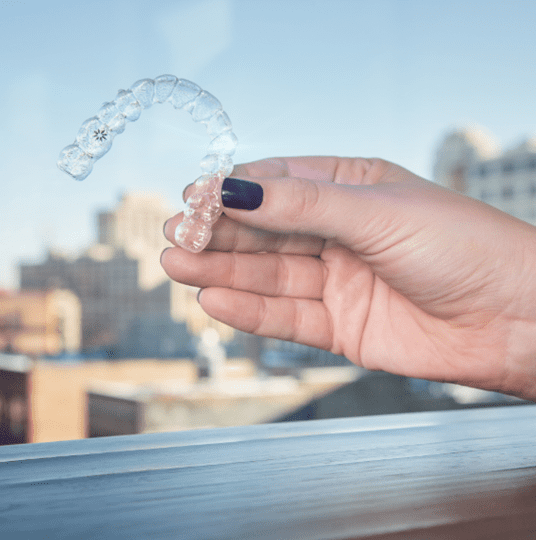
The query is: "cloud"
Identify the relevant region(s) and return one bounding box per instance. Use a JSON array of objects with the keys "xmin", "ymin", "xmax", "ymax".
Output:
[{"xmin": 154, "ymin": 0, "xmax": 232, "ymax": 79}]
